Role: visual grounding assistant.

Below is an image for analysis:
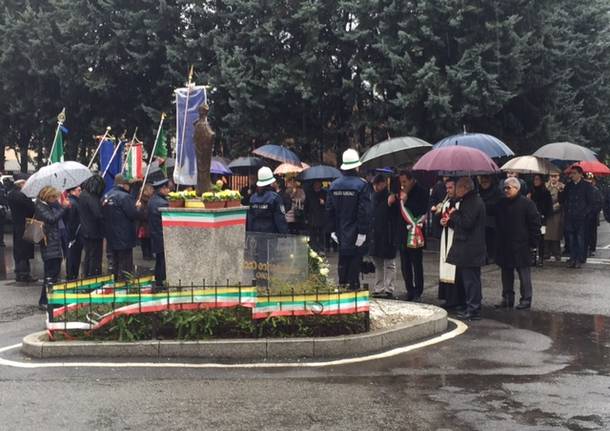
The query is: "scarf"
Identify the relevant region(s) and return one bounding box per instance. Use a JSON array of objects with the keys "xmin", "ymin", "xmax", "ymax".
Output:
[{"xmin": 400, "ymin": 200, "xmax": 426, "ymax": 249}]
